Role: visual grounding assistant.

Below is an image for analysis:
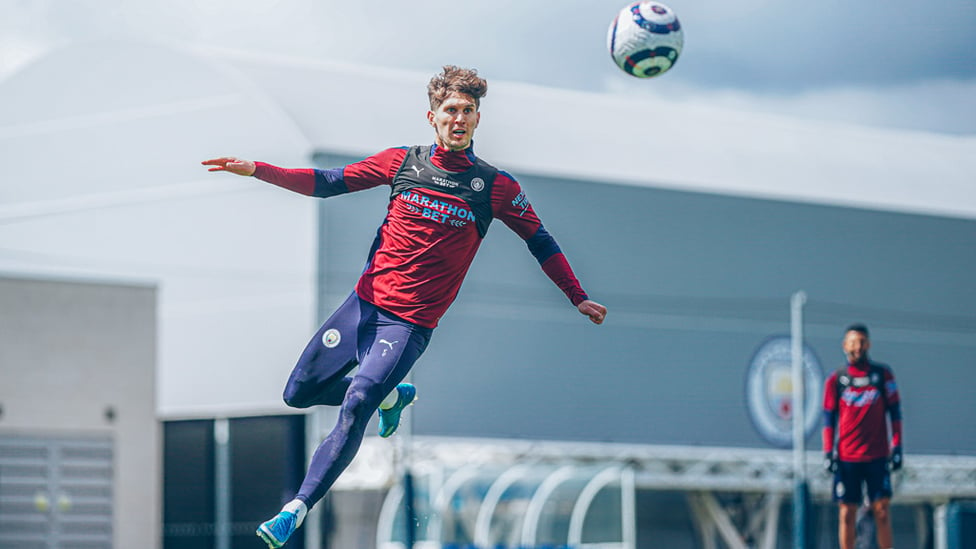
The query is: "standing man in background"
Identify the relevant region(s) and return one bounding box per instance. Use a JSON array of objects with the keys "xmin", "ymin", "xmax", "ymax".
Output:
[{"xmin": 823, "ymin": 324, "xmax": 903, "ymax": 549}]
